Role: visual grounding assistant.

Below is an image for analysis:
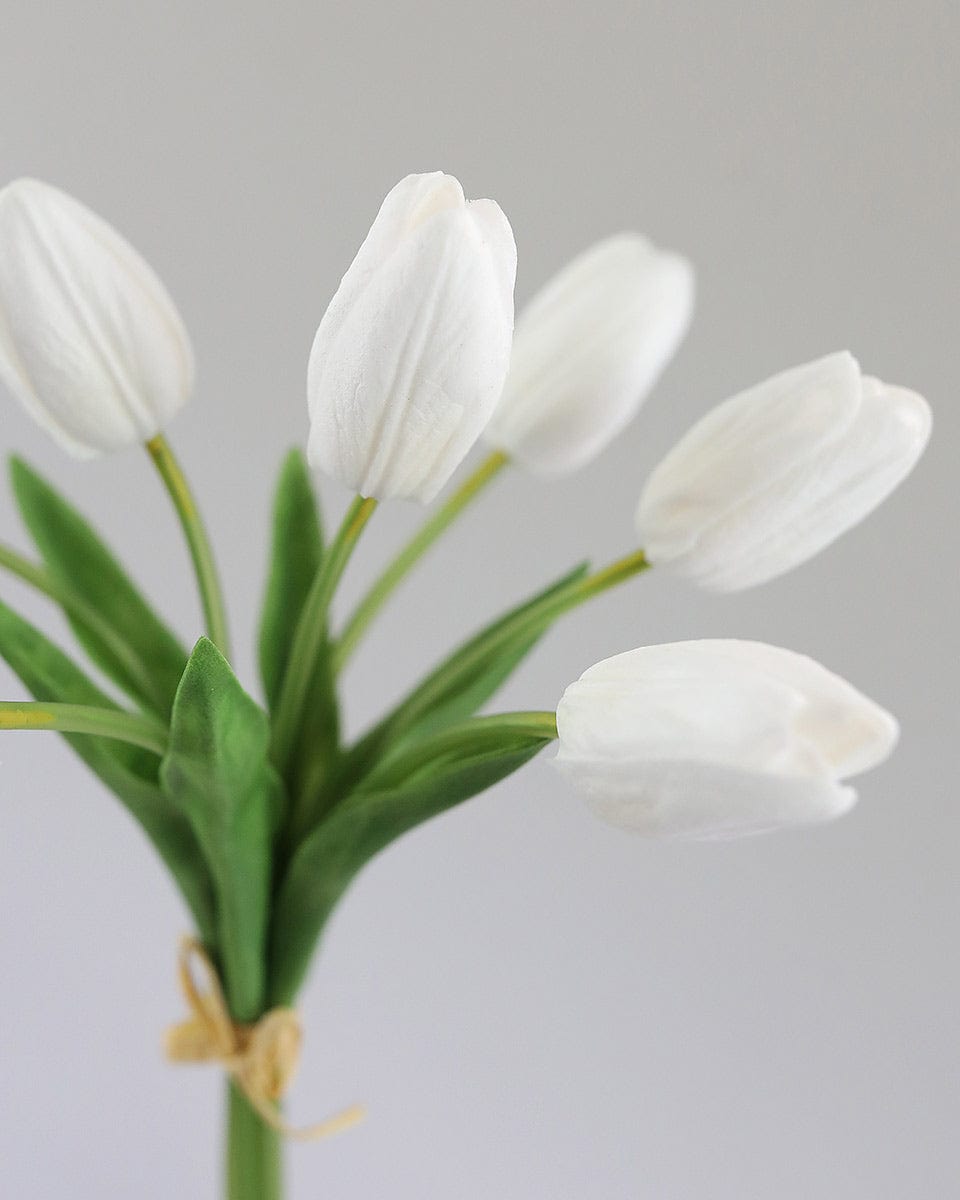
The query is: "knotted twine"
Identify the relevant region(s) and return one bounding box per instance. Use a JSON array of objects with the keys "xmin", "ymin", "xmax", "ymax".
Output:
[{"xmin": 165, "ymin": 936, "xmax": 364, "ymax": 1141}]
